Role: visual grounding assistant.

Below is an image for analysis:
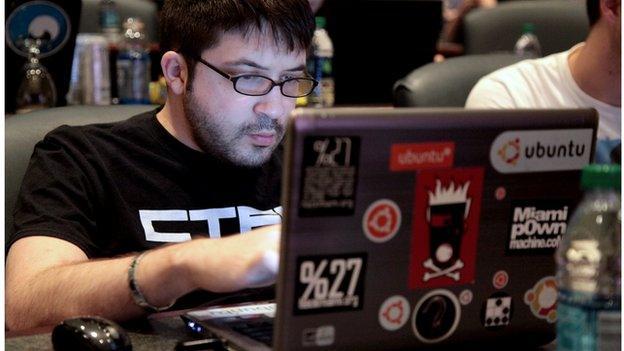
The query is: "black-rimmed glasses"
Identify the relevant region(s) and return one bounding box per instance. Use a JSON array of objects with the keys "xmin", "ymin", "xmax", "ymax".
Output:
[{"xmin": 194, "ymin": 56, "xmax": 318, "ymax": 98}]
